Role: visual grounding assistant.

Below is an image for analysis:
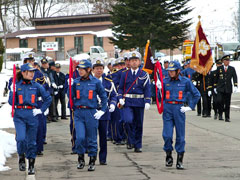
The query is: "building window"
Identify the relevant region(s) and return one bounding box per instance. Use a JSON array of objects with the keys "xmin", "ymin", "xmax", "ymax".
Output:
[
  {"xmin": 19, "ymin": 39, "xmax": 28, "ymax": 48},
  {"xmin": 94, "ymin": 35, "xmax": 103, "ymax": 47},
  {"xmin": 74, "ymin": 36, "xmax": 83, "ymax": 53},
  {"xmin": 55, "ymin": 37, "xmax": 64, "ymax": 51},
  {"xmin": 37, "ymin": 38, "xmax": 45, "ymax": 51}
]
